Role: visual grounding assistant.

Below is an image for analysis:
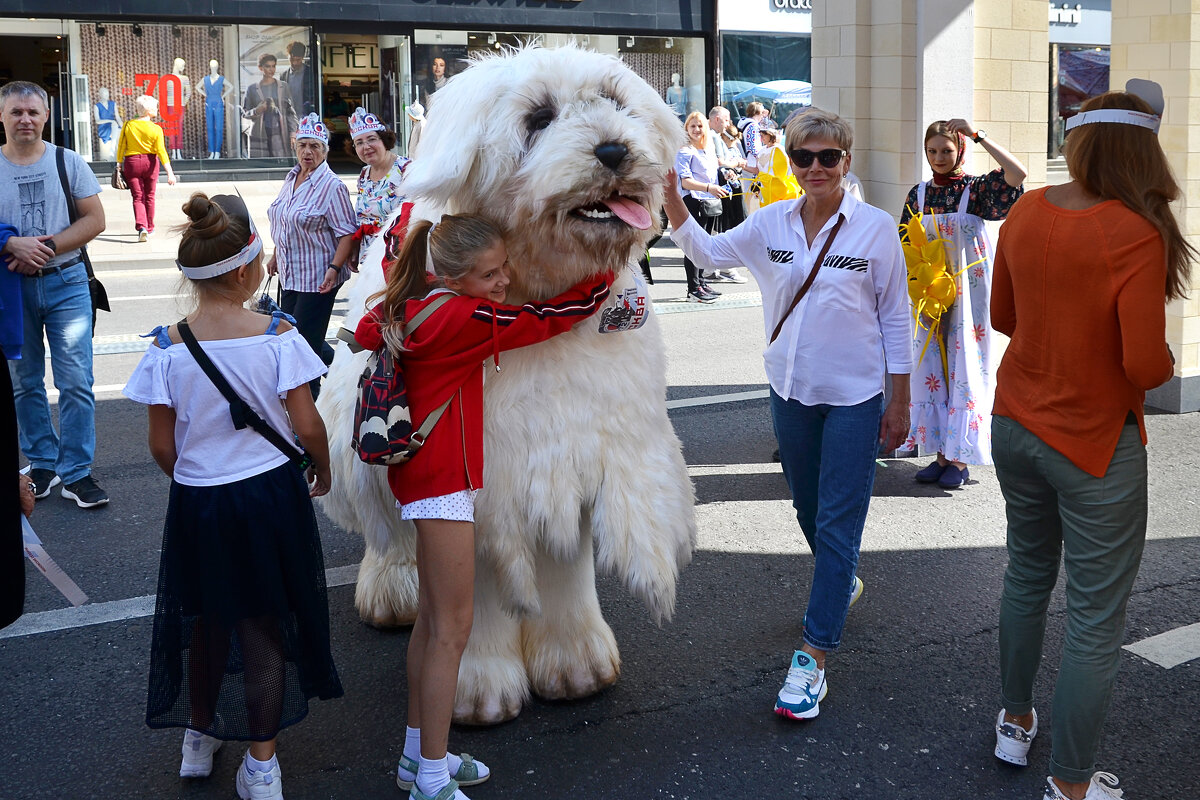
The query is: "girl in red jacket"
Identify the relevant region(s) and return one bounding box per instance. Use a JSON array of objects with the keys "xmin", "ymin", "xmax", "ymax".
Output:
[{"xmin": 355, "ymin": 213, "xmax": 613, "ymax": 800}]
